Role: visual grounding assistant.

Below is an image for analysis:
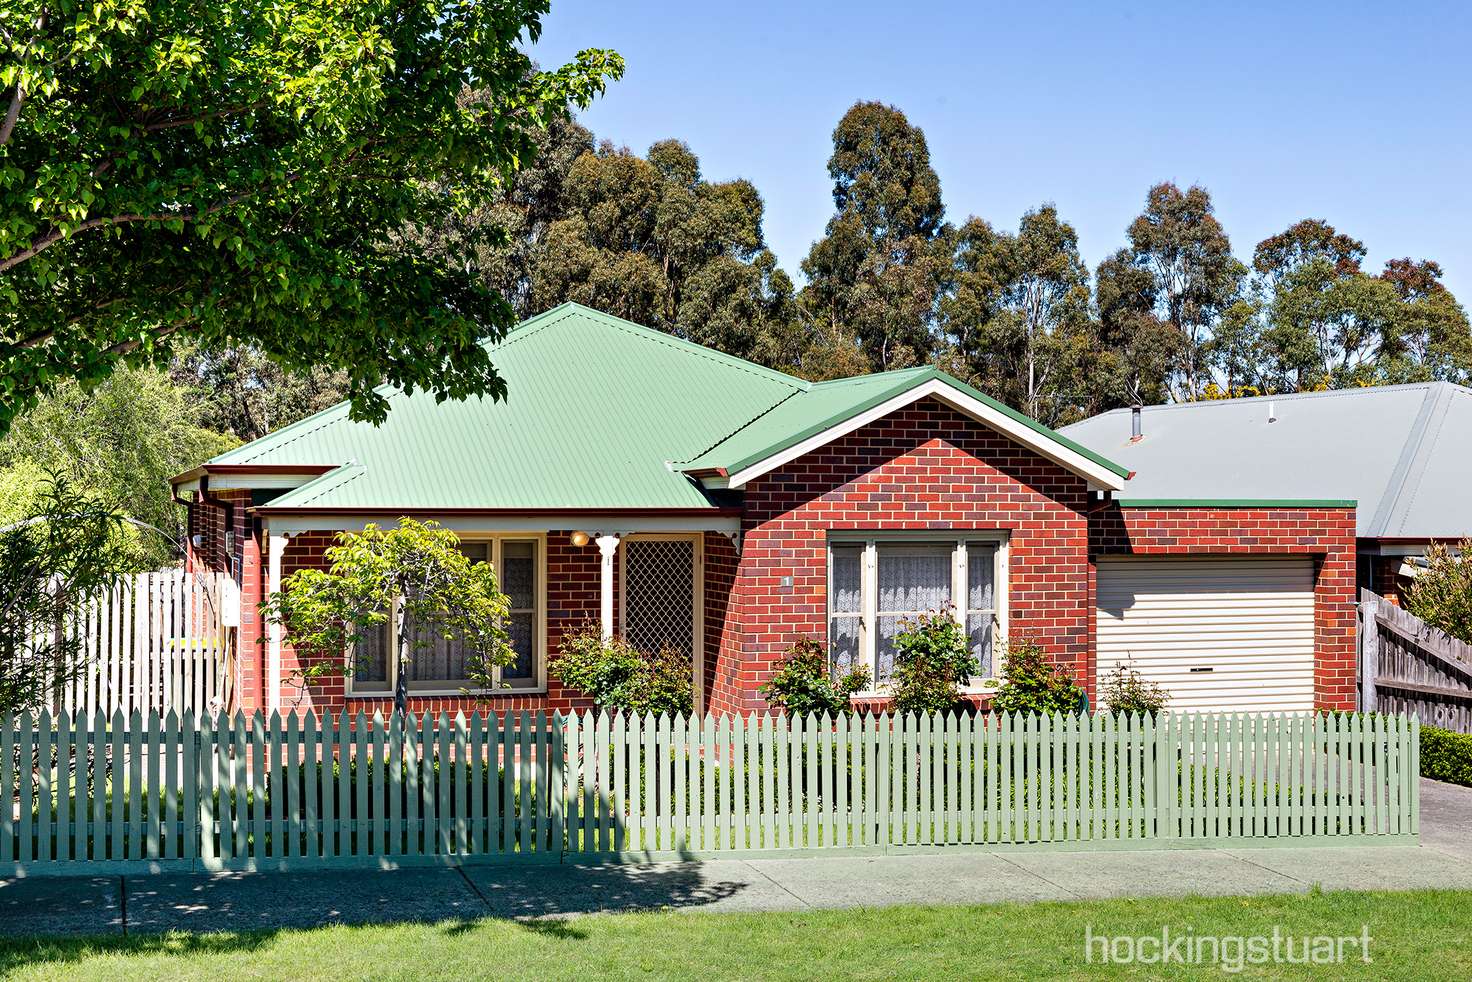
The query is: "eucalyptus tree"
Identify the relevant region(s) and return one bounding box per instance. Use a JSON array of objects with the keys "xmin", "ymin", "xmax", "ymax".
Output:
[
  {"xmin": 1124, "ymin": 183, "xmax": 1244, "ymax": 400},
  {"xmin": 800, "ymin": 102, "xmax": 954, "ymax": 372}
]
